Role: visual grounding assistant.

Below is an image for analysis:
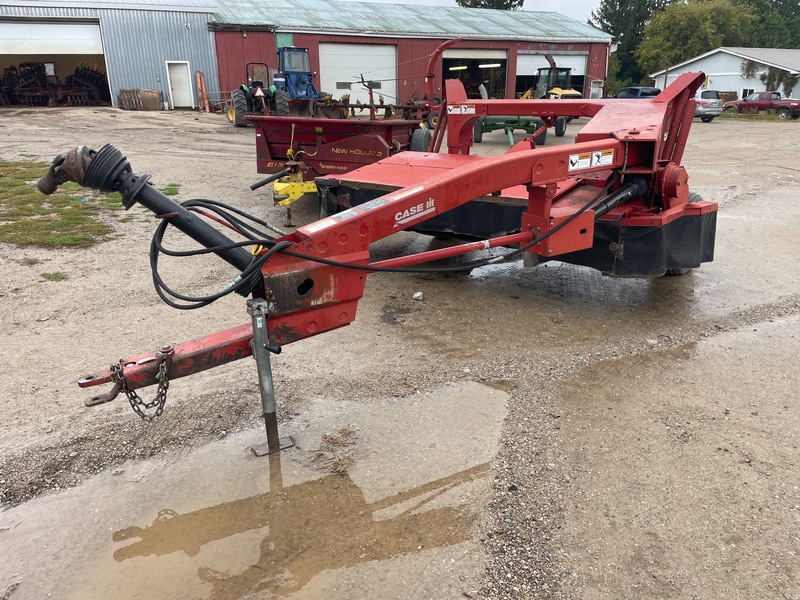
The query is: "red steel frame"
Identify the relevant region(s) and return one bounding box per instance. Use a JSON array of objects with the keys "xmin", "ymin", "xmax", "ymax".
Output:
[{"xmin": 79, "ymin": 72, "xmax": 715, "ymax": 395}]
